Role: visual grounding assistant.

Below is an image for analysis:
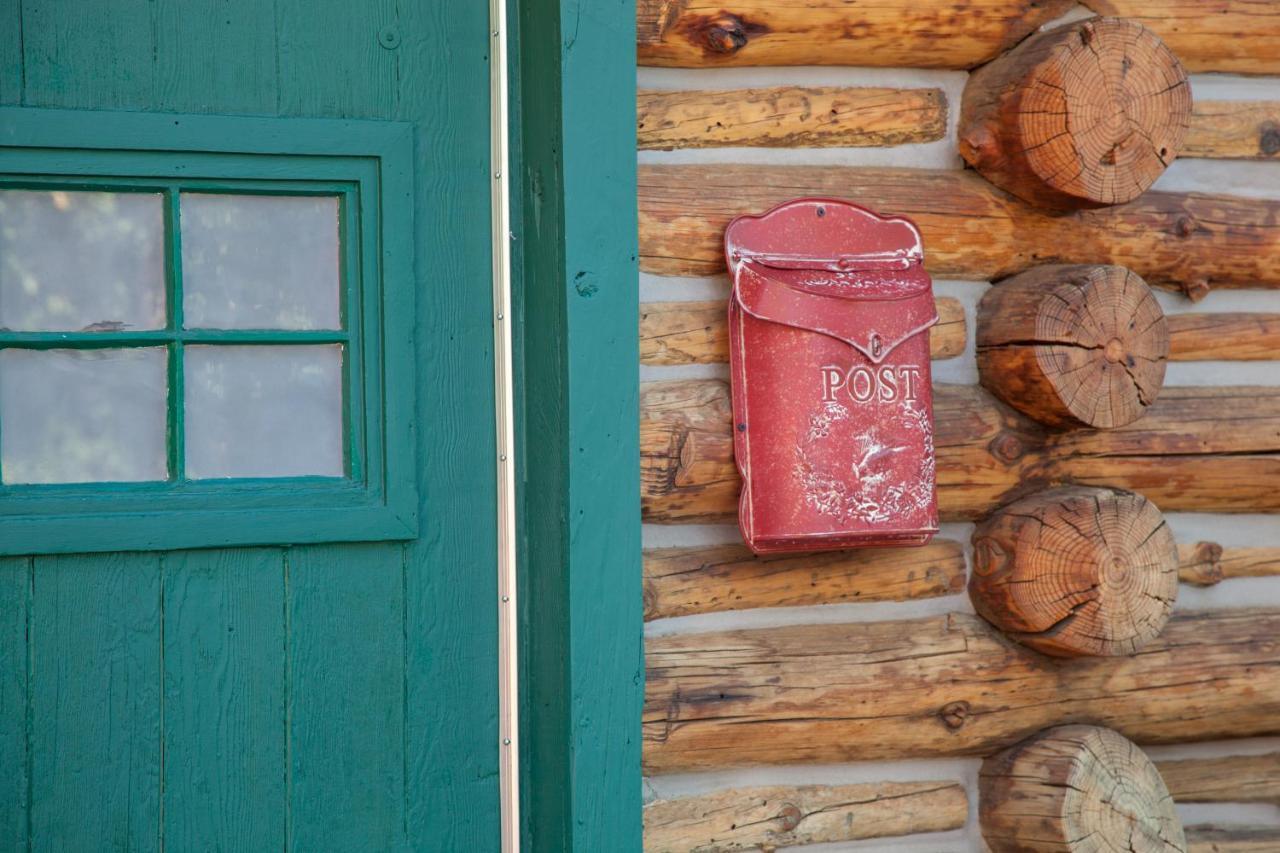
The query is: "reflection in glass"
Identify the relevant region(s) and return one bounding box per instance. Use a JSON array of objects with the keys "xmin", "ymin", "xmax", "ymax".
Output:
[
  {"xmin": 0, "ymin": 347, "xmax": 168, "ymax": 484},
  {"xmin": 181, "ymin": 194, "xmax": 341, "ymax": 330},
  {"xmin": 184, "ymin": 344, "xmax": 343, "ymax": 479},
  {"xmin": 0, "ymin": 190, "xmax": 166, "ymax": 332}
]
